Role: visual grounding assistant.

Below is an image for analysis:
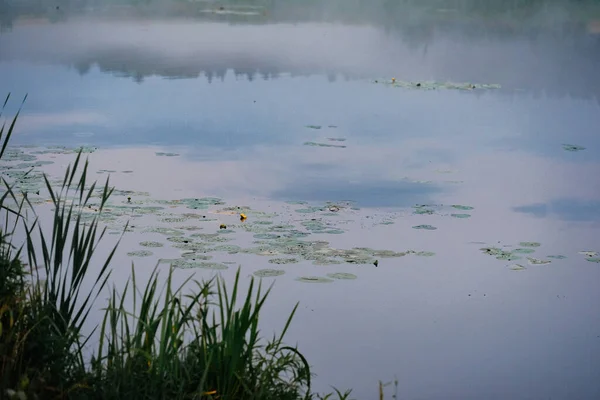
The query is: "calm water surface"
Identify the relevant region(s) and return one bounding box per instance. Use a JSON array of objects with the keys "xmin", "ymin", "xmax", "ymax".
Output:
[{"xmin": 1, "ymin": 2, "xmax": 600, "ymax": 399}]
